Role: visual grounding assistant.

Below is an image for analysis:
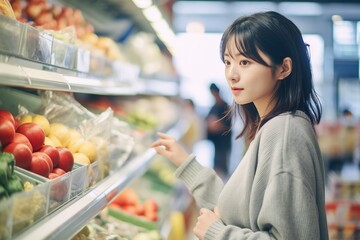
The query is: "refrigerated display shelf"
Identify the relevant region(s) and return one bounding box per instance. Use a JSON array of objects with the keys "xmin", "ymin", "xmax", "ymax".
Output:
[
  {"xmin": 14, "ymin": 118, "xmax": 188, "ymax": 240},
  {"xmin": 0, "ymin": 61, "xmax": 179, "ymax": 96}
]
